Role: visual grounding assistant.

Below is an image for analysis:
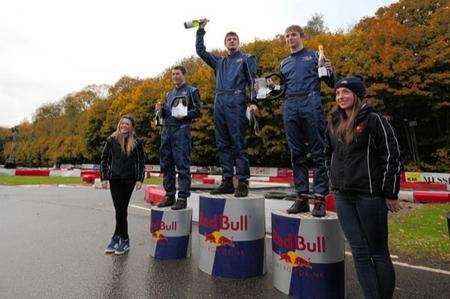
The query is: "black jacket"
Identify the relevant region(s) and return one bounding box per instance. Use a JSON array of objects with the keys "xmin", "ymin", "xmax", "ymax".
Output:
[
  {"xmin": 100, "ymin": 135, "xmax": 145, "ymax": 182},
  {"xmin": 326, "ymin": 104, "xmax": 402, "ymax": 199}
]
